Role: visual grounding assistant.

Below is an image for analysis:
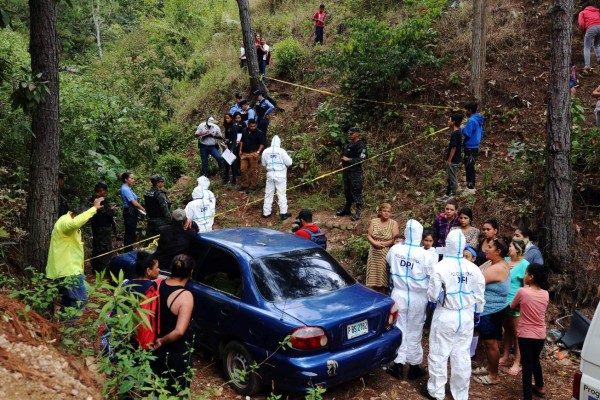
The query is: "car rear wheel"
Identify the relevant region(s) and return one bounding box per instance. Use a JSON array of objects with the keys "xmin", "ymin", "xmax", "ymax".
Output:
[{"xmin": 222, "ymin": 341, "xmax": 262, "ymax": 395}]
